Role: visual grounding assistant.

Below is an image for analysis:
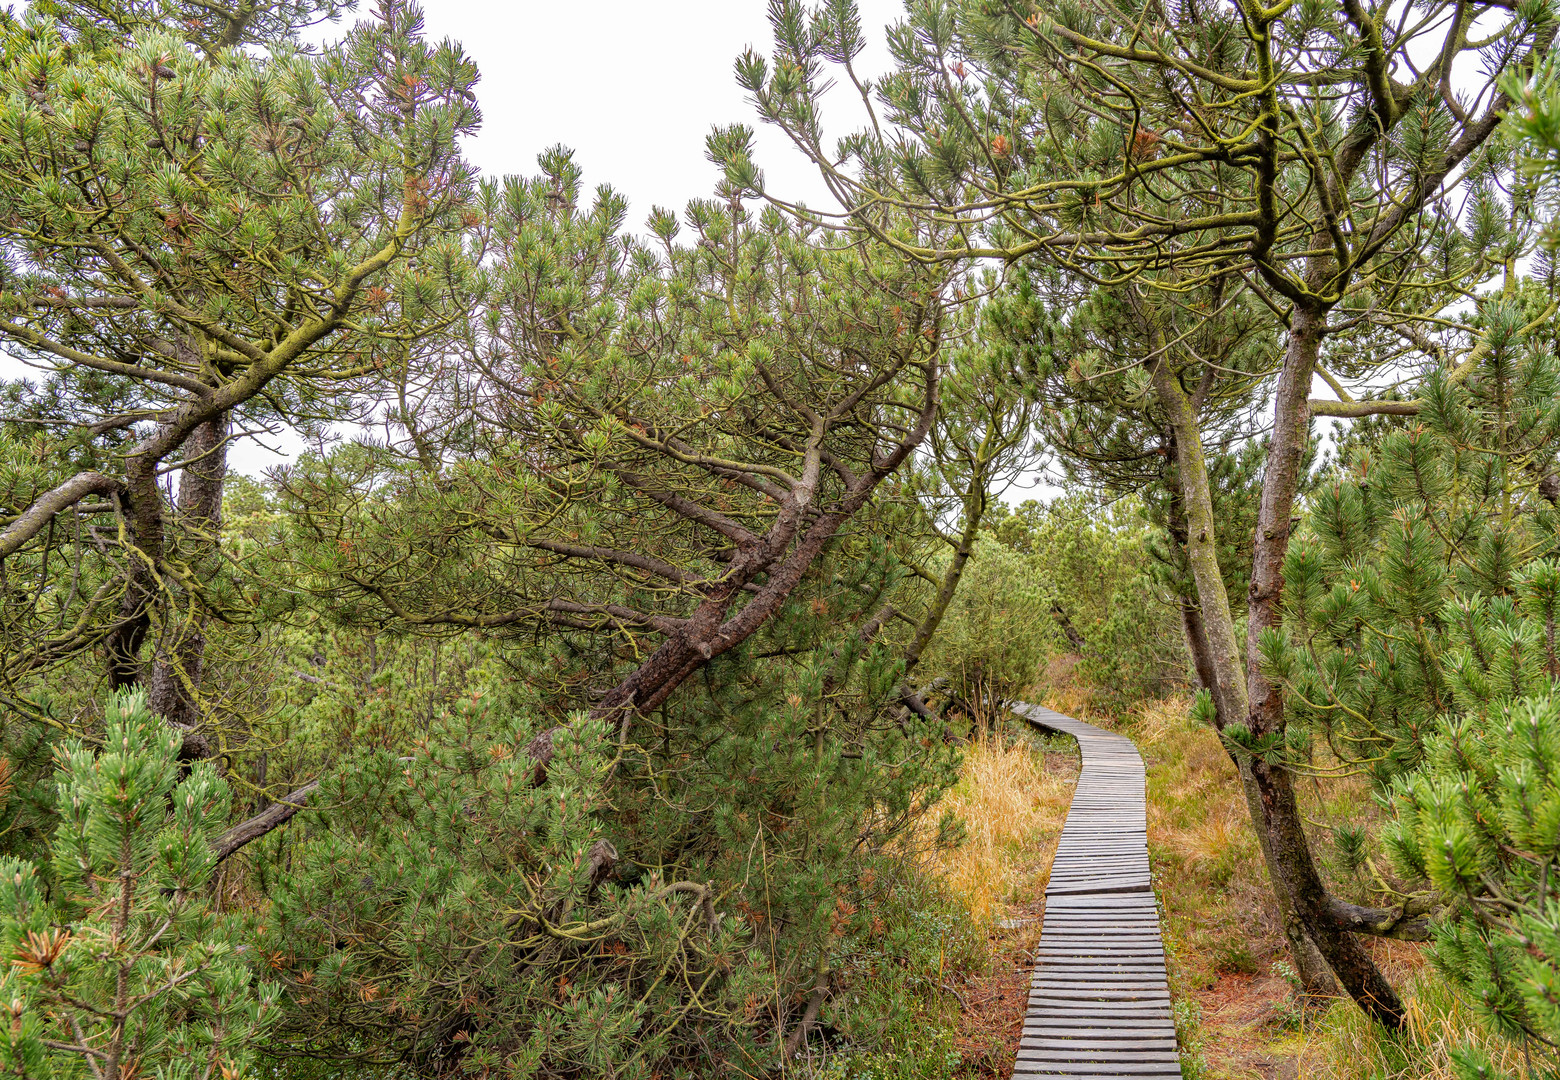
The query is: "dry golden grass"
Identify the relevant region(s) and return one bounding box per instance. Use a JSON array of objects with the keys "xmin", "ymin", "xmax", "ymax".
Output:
[
  {"xmin": 1133, "ymin": 696, "xmax": 1262, "ymax": 882},
  {"xmin": 1039, "ymin": 681, "xmax": 1100, "ymax": 726},
  {"xmin": 1300, "ymin": 968, "xmax": 1539, "ymax": 1079},
  {"xmin": 921, "ymin": 728, "xmax": 1078, "ymax": 926}
]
